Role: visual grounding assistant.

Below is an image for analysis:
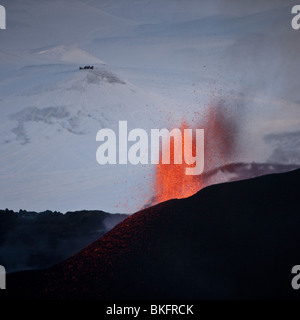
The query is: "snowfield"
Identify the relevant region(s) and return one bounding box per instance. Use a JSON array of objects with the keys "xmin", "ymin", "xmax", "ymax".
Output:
[
  {"xmin": 0, "ymin": 0, "xmax": 299, "ymax": 213},
  {"xmin": 0, "ymin": 62, "xmax": 176, "ymax": 213}
]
